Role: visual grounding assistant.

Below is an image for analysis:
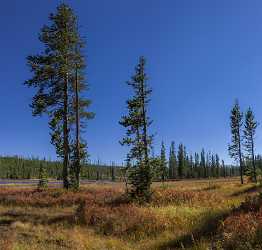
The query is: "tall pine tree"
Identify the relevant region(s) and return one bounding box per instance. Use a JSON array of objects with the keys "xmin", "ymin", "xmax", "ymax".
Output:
[
  {"xmin": 25, "ymin": 4, "xmax": 94, "ymax": 189},
  {"xmin": 200, "ymin": 149, "xmax": 206, "ymax": 178},
  {"xmin": 243, "ymin": 107, "xmax": 258, "ymax": 183},
  {"xmin": 211, "ymin": 154, "xmax": 216, "ymax": 177},
  {"xmin": 228, "ymin": 100, "xmax": 244, "ymax": 184},
  {"xmin": 177, "ymin": 144, "xmax": 185, "ymax": 178},
  {"xmin": 221, "ymin": 160, "xmax": 226, "ymax": 178},
  {"xmin": 119, "ymin": 56, "xmax": 153, "ymax": 201},
  {"xmin": 215, "ymin": 154, "xmax": 220, "ymax": 178},
  {"xmin": 159, "ymin": 141, "xmax": 168, "ymax": 181},
  {"xmin": 194, "ymin": 152, "xmax": 200, "ymax": 178},
  {"xmin": 168, "ymin": 141, "xmax": 177, "ymax": 179}
]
